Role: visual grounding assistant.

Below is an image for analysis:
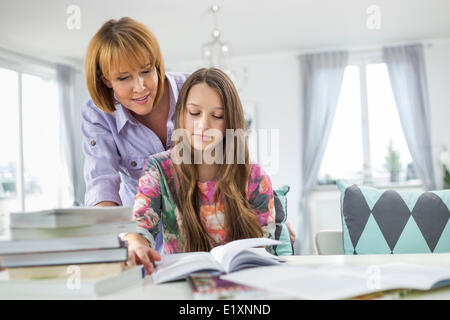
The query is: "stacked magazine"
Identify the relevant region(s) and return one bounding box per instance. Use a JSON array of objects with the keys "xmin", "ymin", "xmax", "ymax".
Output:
[{"xmin": 0, "ymin": 206, "xmax": 144, "ymax": 298}]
